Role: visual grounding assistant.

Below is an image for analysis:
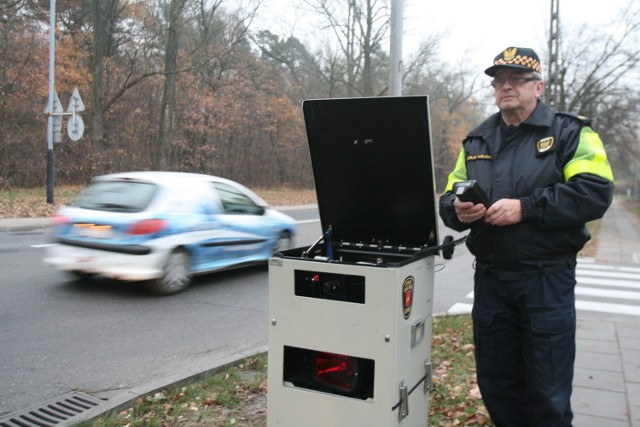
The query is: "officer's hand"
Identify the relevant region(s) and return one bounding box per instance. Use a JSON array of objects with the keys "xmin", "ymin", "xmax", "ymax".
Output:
[
  {"xmin": 454, "ymin": 198, "xmax": 487, "ymax": 224},
  {"xmin": 484, "ymin": 199, "xmax": 522, "ymax": 226}
]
